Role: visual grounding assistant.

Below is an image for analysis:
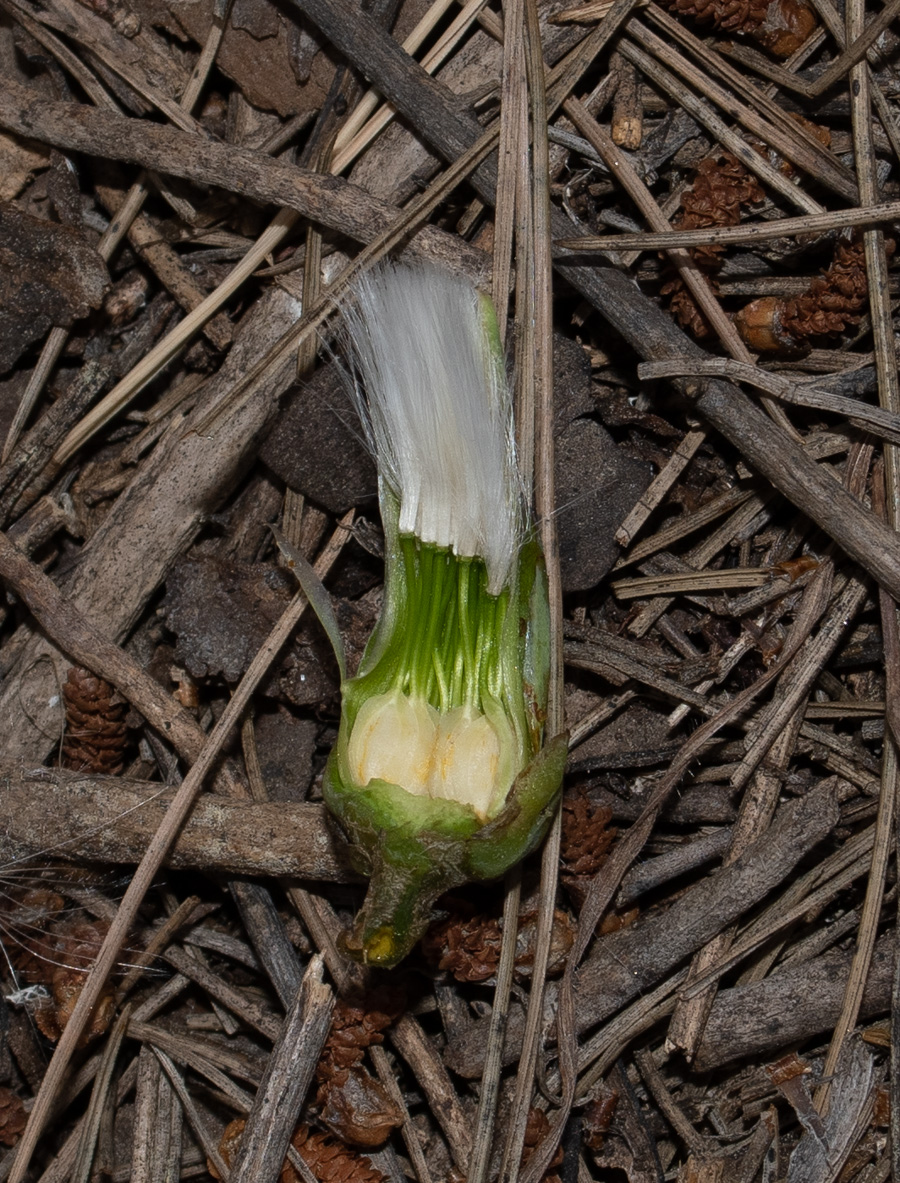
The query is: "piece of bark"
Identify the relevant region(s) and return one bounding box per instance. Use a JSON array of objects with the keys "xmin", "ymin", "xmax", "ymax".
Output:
[
  {"xmin": 259, "ymin": 361, "xmax": 377, "ymax": 516},
  {"xmin": 445, "ymin": 782, "xmax": 839, "ymax": 1077},
  {"xmin": 161, "ymin": 0, "xmax": 335, "ymax": 119},
  {"xmin": 164, "ymin": 556, "xmax": 296, "ymax": 683},
  {"xmin": 245, "ymin": 708, "xmax": 318, "ymax": 805},
  {"xmin": 0, "ymin": 764, "xmax": 356, "ymax": 881},
  {"xmin": 694, "ymin": 937, "xmax": 894, "ymax": 1071},
  {"xmin": 0, "ymin": 286, "xmax": 302, "ymax": 764},
  {"xmin": 556, "ymin": 418, "xmax": 651, "ymax": 592},
  {"xmin": 0, "ymin": 202, "xmax": 108, "ymax": 374}
]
